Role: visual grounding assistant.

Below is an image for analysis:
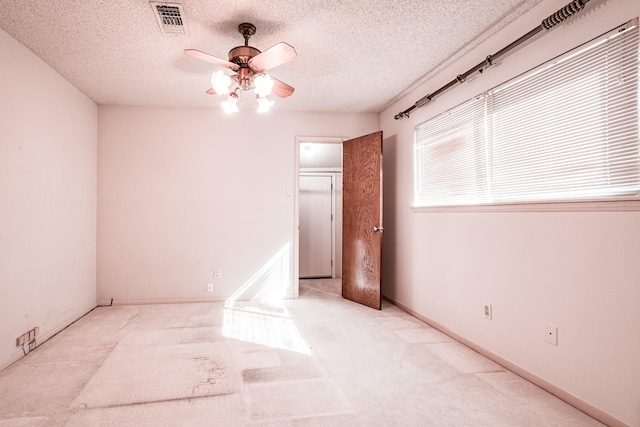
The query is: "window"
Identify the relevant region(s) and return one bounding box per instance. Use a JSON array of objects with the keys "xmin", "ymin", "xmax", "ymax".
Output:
[
  {"xmin": 414, "ymin": 21, "xmax": 639, "ymax": 208},
  {"xmin": 414, "ymin": 95, "xmax": 488, "ymax": 206}
]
